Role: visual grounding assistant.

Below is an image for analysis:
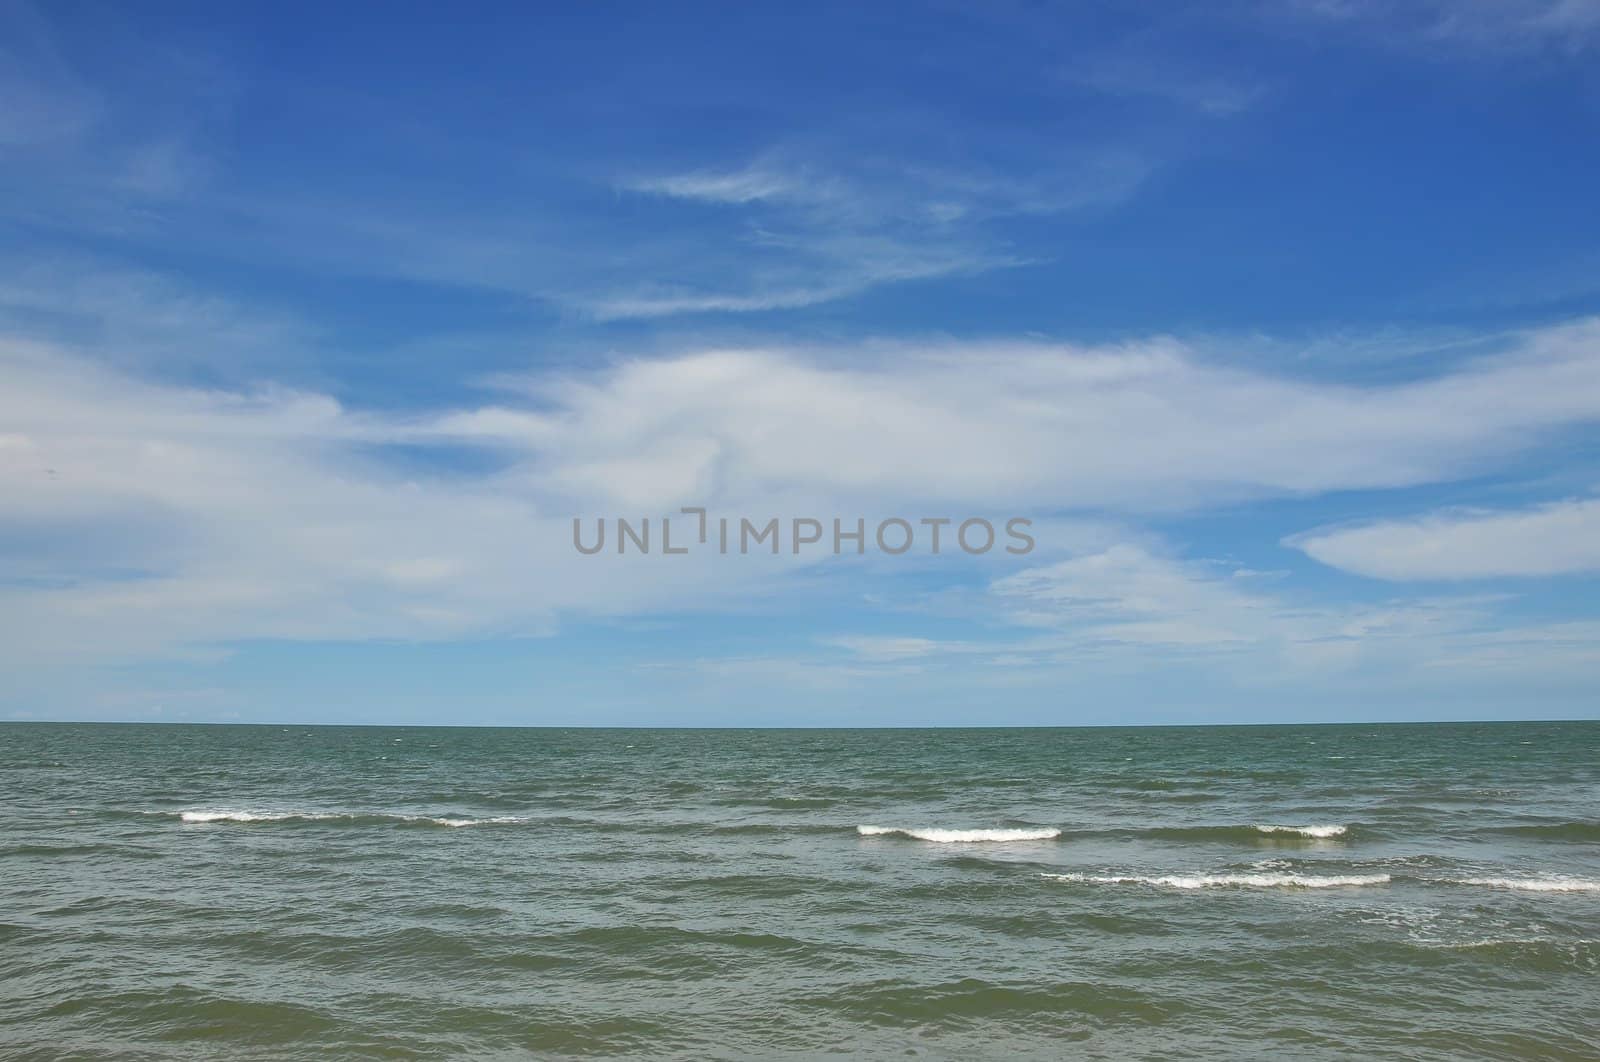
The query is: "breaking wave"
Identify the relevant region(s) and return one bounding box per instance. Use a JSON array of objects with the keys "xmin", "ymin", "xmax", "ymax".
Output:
[
  {"xmin": 1043, "ymin": 872, "xmax": 1391, "ymax": 889},
  {"xmin": 1253, "ymin": 824, "xmax": 1347, "ymax": 839},
  {"xmin": 177, "ymin": 810, "xmax": 528, "ymax": 827},
  {"xmin": 857, "ymin": 825, "xmax": 1061, "ymax": 843},
  {"xmin": 1450, "ymin": 877, "xmax": 1600, "ymax": 893}
]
